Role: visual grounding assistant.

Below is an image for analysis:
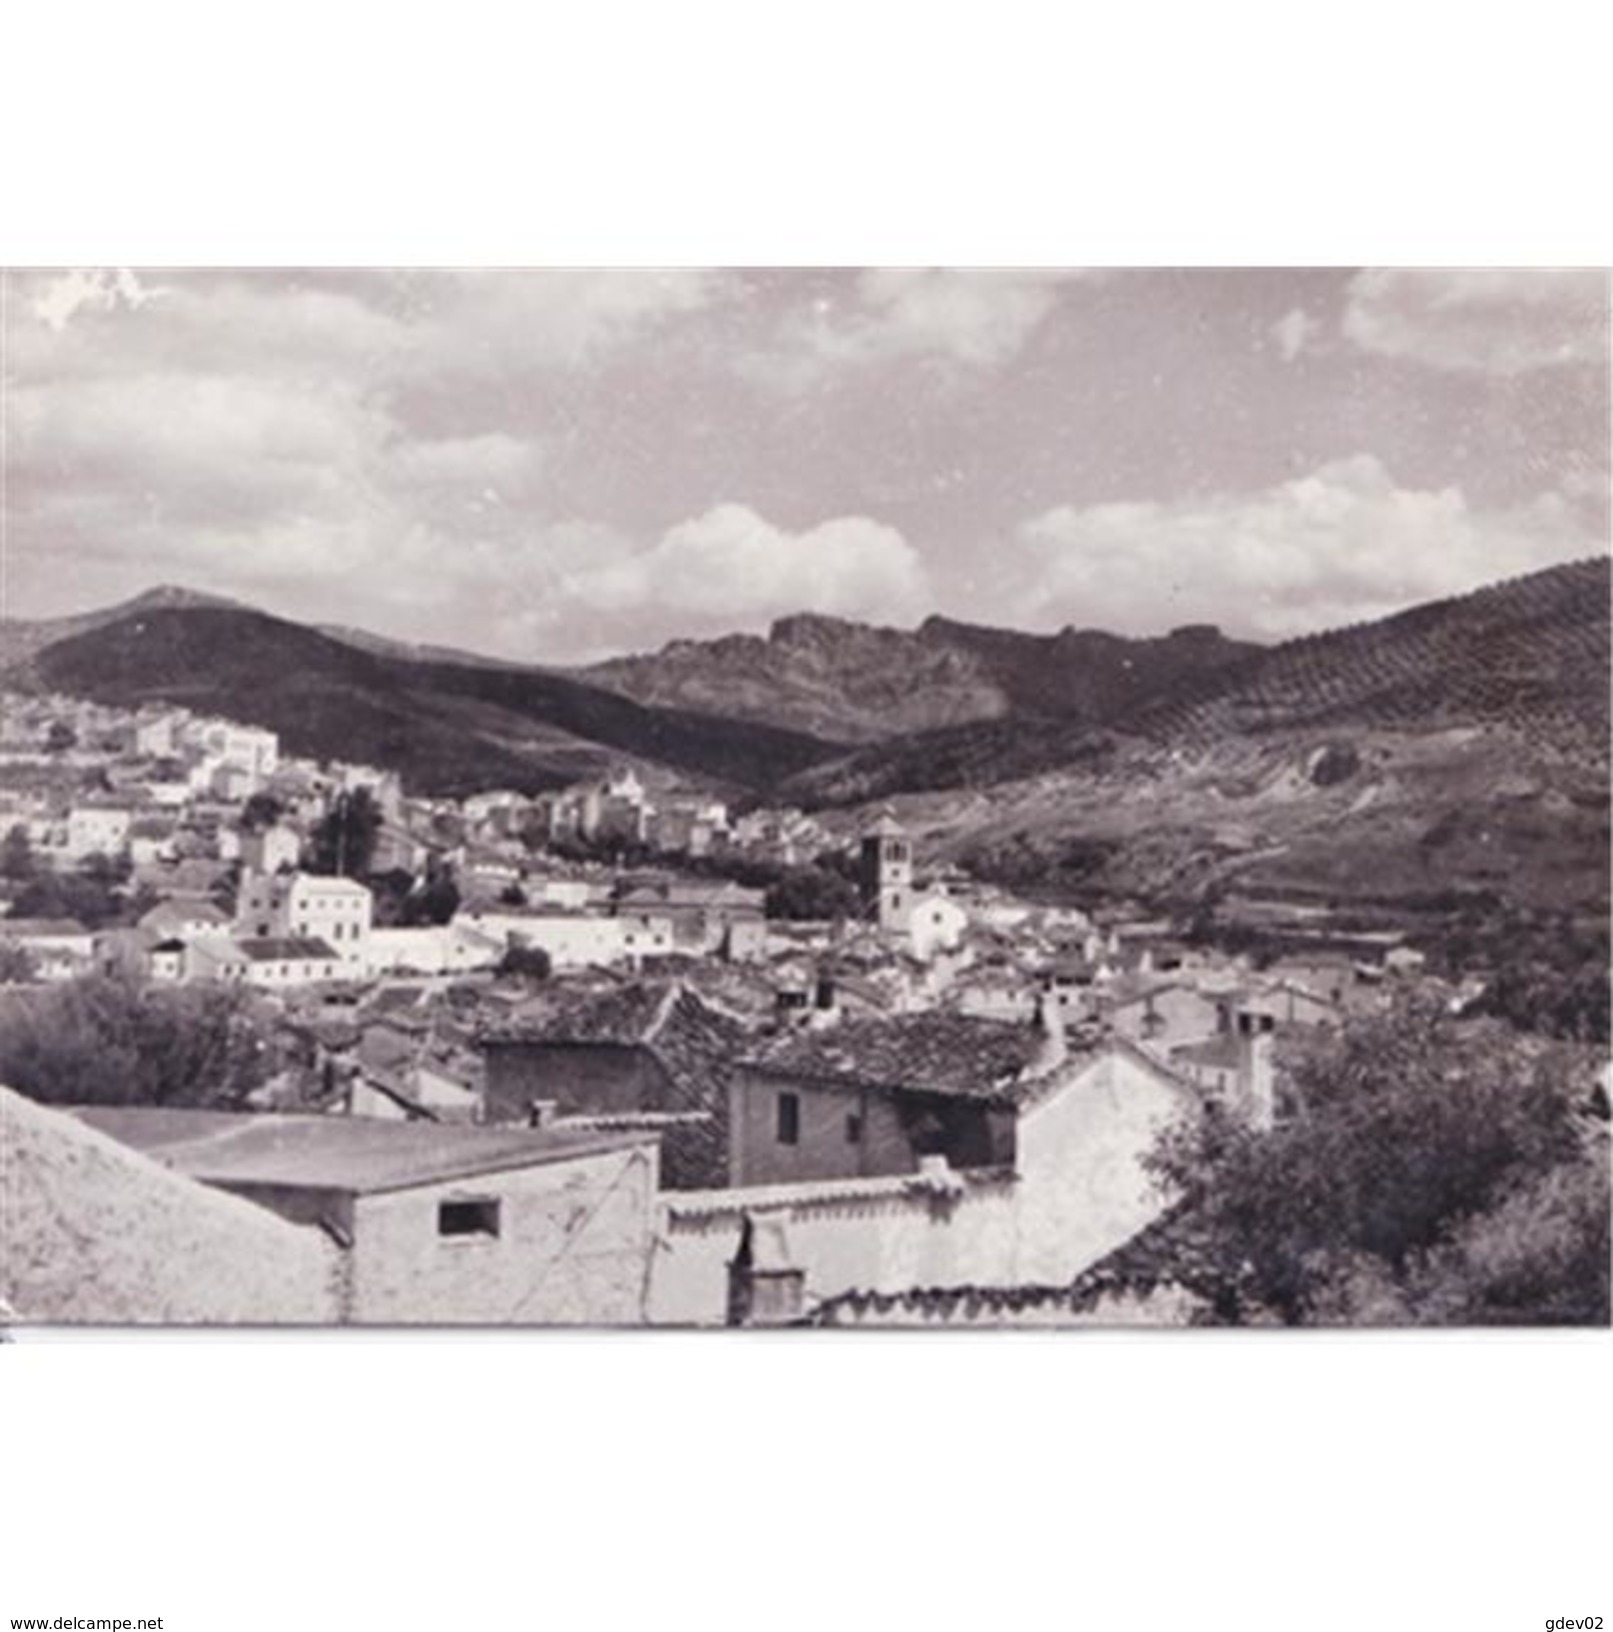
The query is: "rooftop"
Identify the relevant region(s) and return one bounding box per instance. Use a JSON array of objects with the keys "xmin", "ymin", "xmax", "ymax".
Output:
[
  {"xmin": 236, "ymin": 937, "xmax": 341, "ymax": 962},
  {"xmin": 69, "ymin": 1106, "xmax": 653, "ymax": 1197},
  {"xmin": 2, "ymin": 918, "xmax": 91, "ymax": 938},
  {"xmin": 741, "ymin": 1012, "xmax": 1094, "ymax": 1102},
  {"xmin": 1172, "ymin": 1035, "xmax": 1241, "ymax": 1071}
]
